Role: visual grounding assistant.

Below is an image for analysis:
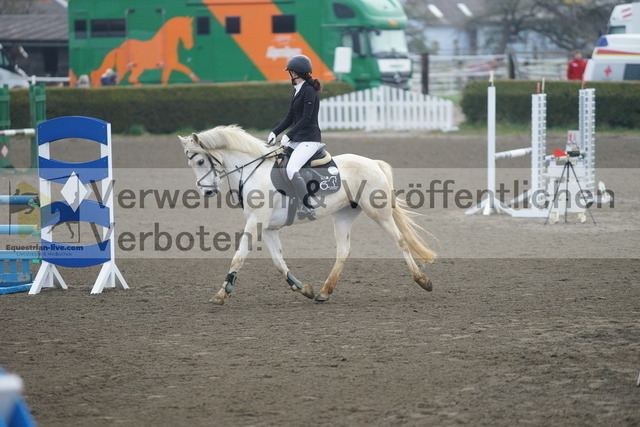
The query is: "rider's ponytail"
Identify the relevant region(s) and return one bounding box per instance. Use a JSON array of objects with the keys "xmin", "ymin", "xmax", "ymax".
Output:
[
  {"xmin": 300, "ymin": 73, "xmax": 322, "ymax": 92},
  {"xmin": 309, "ymin": 77, "xmax": 322, "ymax": 92}
]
